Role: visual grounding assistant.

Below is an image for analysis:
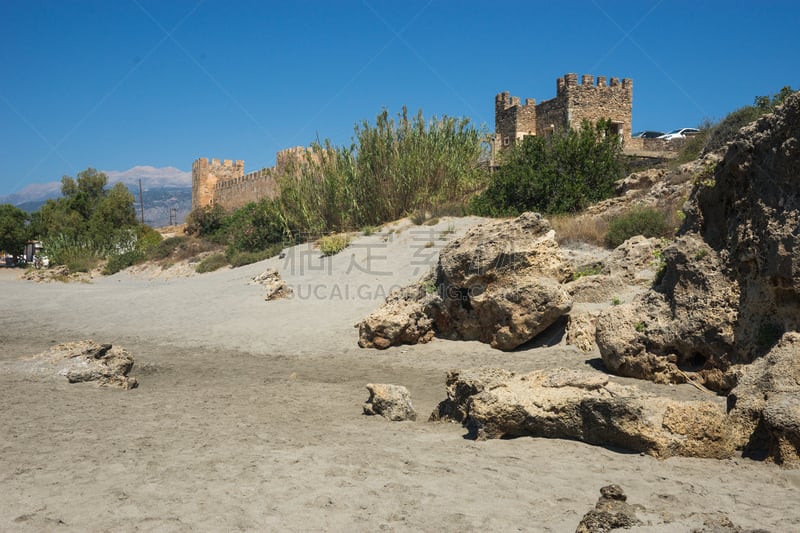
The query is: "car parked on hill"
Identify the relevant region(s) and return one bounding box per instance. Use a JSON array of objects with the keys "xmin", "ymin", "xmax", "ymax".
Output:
[
  {"xmin": 658, "ymin": 128, "xmax": 700, "ymax": 140},
  {"xmin": 632, "ymin": 131, "xmax": 664, "ymax": 138}
]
